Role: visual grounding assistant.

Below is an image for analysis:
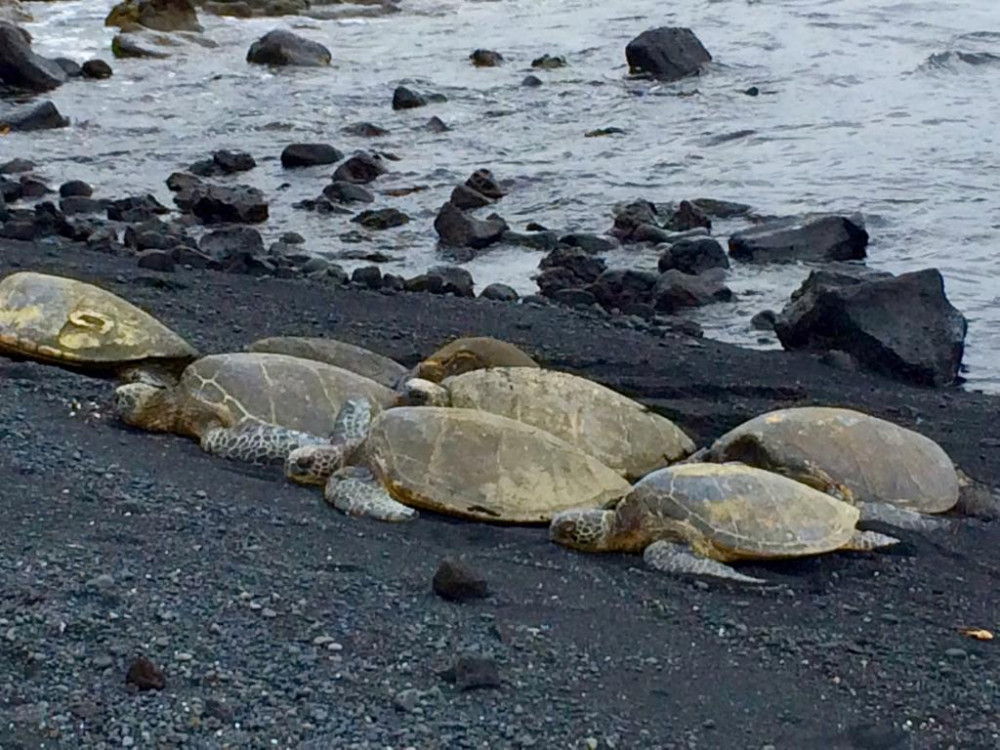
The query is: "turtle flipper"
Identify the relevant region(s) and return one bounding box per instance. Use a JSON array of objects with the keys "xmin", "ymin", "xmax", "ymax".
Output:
[
  {"xmin": 330, "ymin": 398, "xmax": 373, "ymax": 454},
  {"xmin": 856, "ymin": 501, "xmax": 948, "ymax": 532},
  {"xmin": 325, "ymin": 466, "xmax": 418, "ymax": 522},
  {"xmin": 202, "ymin": 422, "xmax": 326, "ymax": 465},
  {"xmin": 642, "ymin": 541, "xmax": 766, "ymax": 584},
  {"xmin": 843, "ymin": 528, "xmax": 900, "ymax": 551}
]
